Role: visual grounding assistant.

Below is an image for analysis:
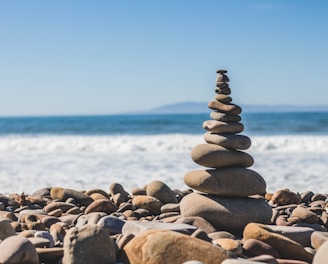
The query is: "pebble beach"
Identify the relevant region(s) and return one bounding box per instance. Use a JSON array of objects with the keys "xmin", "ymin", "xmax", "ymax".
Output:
[{"xmin": 1, "ymin": 70, "xmax": 328, "ymax": 264}]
